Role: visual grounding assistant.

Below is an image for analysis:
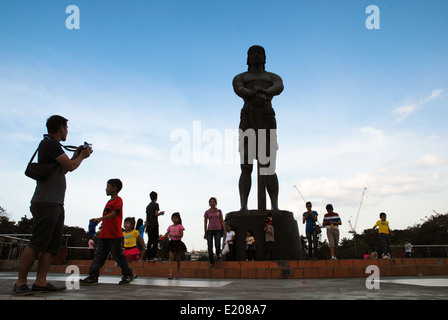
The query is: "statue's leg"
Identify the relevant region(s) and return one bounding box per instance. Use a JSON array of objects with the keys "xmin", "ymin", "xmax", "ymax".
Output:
[
  {"xmin": 239, "ymin": 164, "xmax": 252, "ymax": 210},
  {"xmin": 257, "ymin": 162, "xmax": 267, "ymax": 212},
  {"xmin": 265, "ymin": 130, "xmax": 279, "ymax": 210},
  {"xmin": 266, "ymin": 173, "xmax": 279, "ymax": 210}
]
